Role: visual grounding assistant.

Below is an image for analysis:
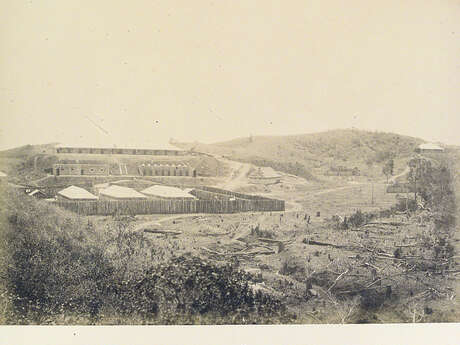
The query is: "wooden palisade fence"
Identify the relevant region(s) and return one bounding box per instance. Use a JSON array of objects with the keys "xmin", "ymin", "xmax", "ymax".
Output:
[{"xmin": 56, "ymin": 198, "xmax": 284, "ymax": 215}]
